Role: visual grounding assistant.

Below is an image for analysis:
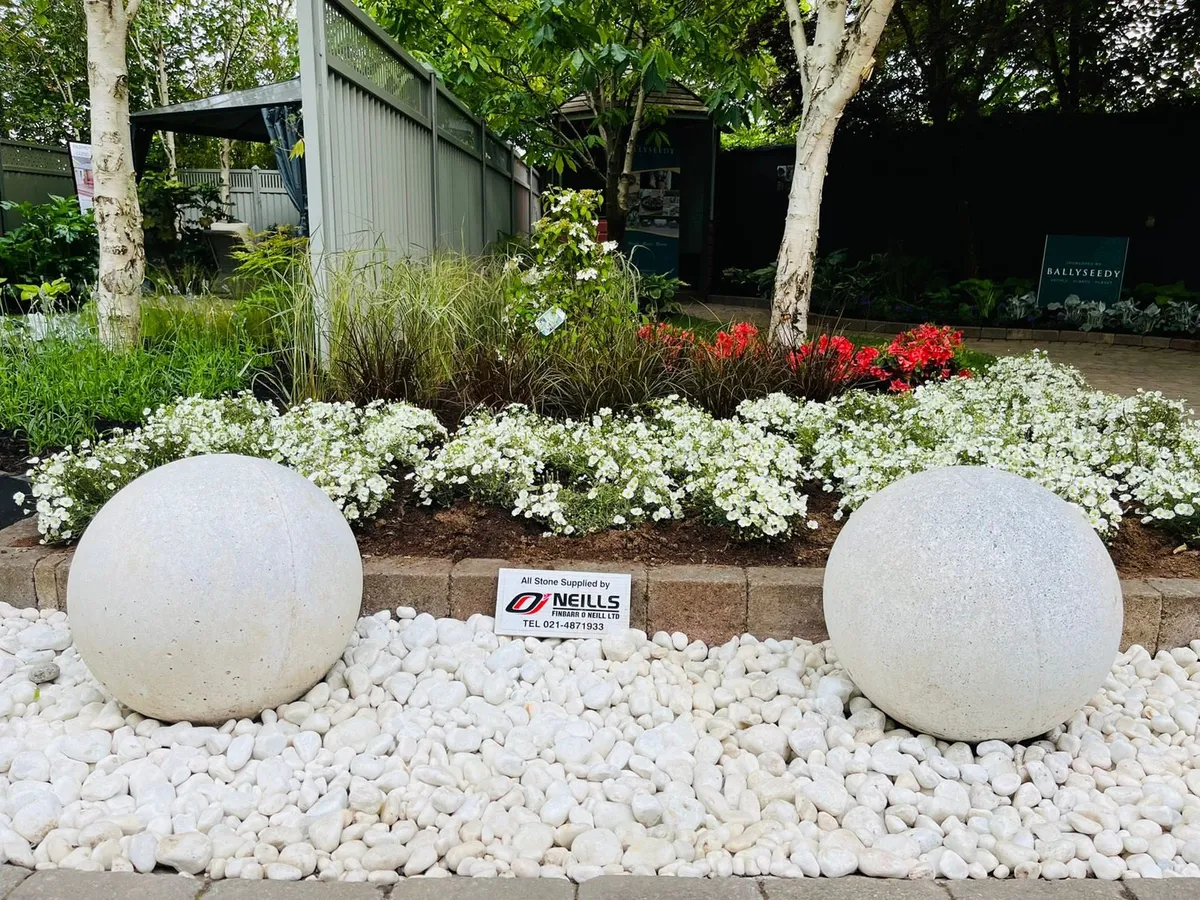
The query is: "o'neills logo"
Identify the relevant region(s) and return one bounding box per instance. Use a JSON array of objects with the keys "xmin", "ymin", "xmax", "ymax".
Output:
[
  {"xmin": 506, "ymin": 592, "xmax": 550, "ymax": 615},
  {"xmin": 505, "ymin": 591, "xmax": 620, "ymax": 614}
]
